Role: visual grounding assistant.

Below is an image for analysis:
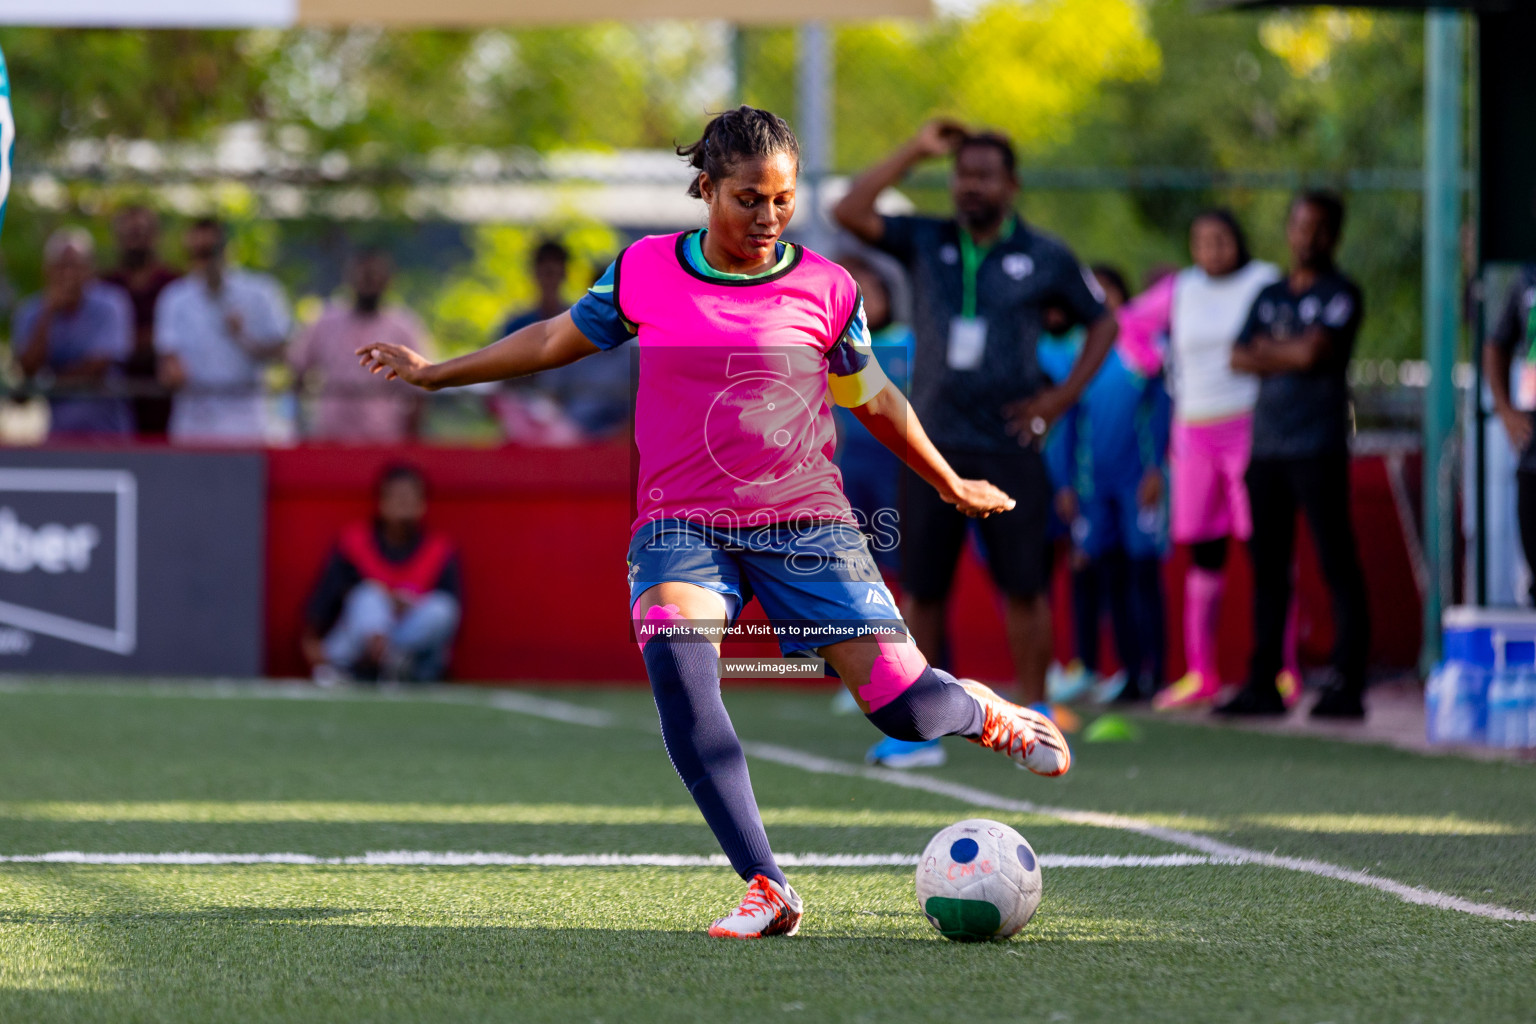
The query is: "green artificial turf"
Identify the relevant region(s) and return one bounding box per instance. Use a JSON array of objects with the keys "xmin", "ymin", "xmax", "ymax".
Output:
[{"xmin": 0, "ymin": 680, "xmax": 1532, "ymax": 1024}]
